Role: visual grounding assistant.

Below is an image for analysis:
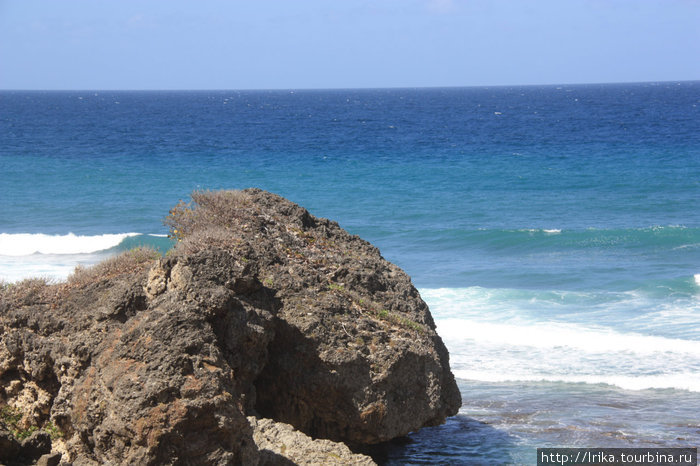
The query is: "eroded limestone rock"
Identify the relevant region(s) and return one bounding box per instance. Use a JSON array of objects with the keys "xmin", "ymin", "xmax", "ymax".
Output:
[{"xmin": 0, "ymin": 189, "xmax": 460, "ymax": 463}]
